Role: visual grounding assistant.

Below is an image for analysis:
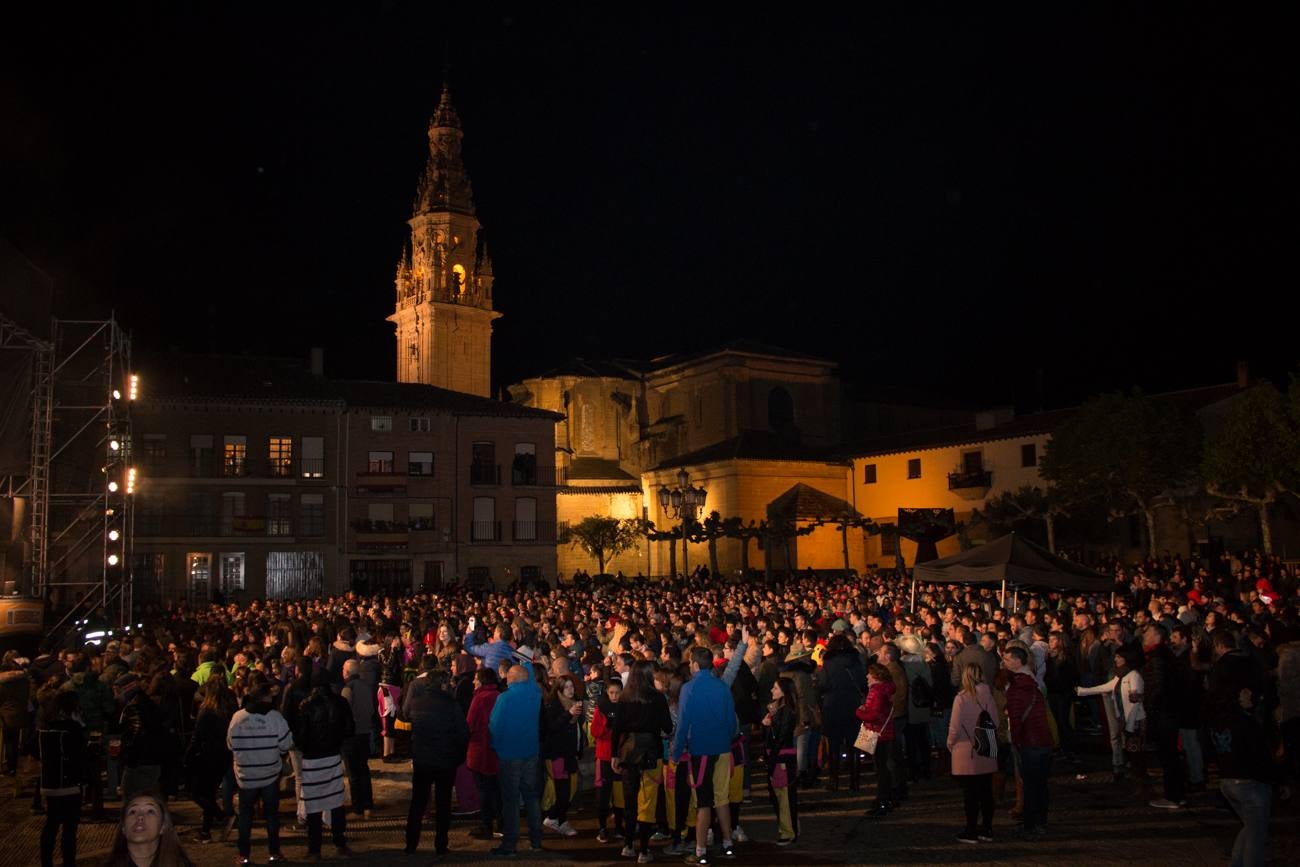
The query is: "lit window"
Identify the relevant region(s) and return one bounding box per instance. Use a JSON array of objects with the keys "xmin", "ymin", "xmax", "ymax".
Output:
[
  {"xmin": 222, "ymin": 436, "xmax": 247, "ymax": 477},
  {"xmin": 371, "ymin": 416, "xmax": 393, "ymax": 433},
  {"xmin": 269, "ymin": 437, "xmax": 293, "ymax": 478},
  {"xmin": 367, "ymin": 451, "xmax": 394, "ymax": 473}
]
